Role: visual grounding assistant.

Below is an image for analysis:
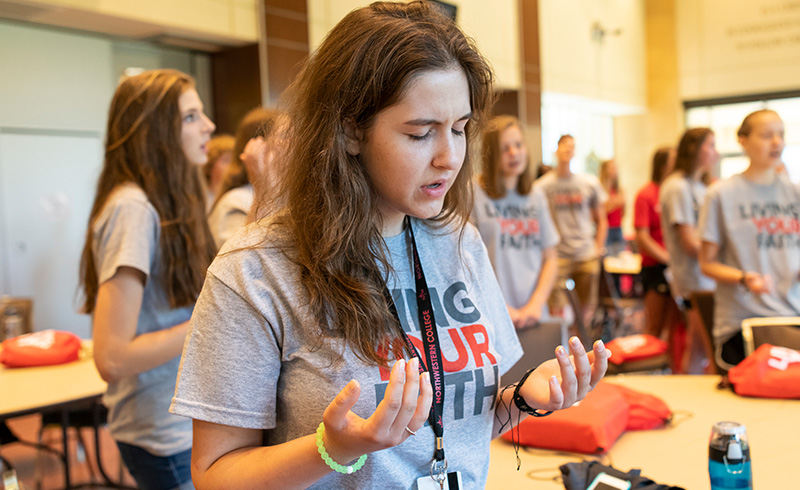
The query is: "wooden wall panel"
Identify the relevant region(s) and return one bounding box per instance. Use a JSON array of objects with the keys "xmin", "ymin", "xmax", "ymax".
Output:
[
  {"xmin": 263, "ymin": 0, "xmax": 309, "ymax": 105},
  {"xmin": 210, "ymin": 0, "xmax": 309, "ymax": 134}
]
